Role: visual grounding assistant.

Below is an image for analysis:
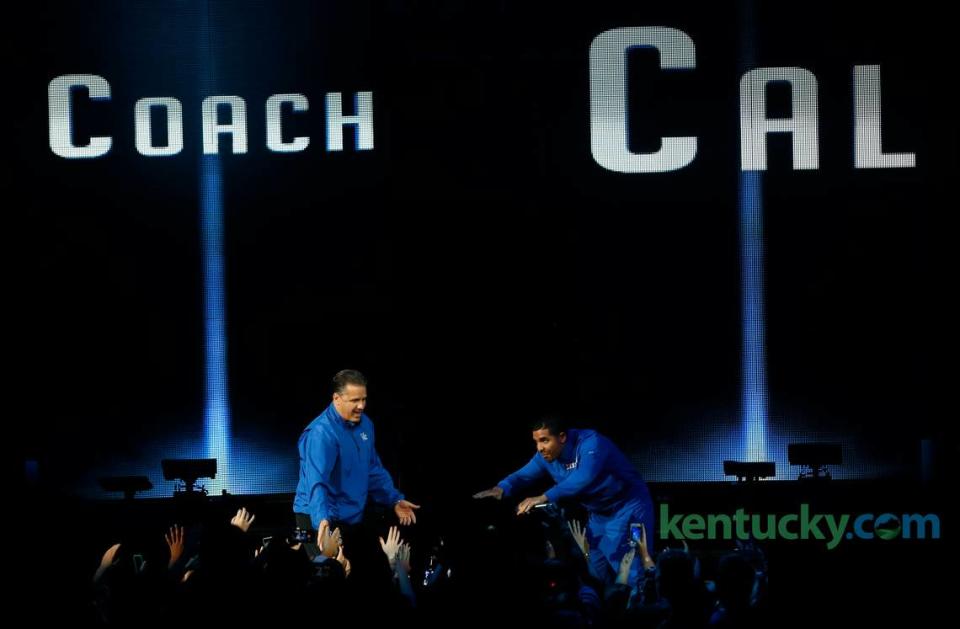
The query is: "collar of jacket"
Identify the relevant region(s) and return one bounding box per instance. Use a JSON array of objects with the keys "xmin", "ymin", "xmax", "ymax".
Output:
[{"xmin": 557, "ymin": 428, "xmax": 581, "ymax": 464}]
